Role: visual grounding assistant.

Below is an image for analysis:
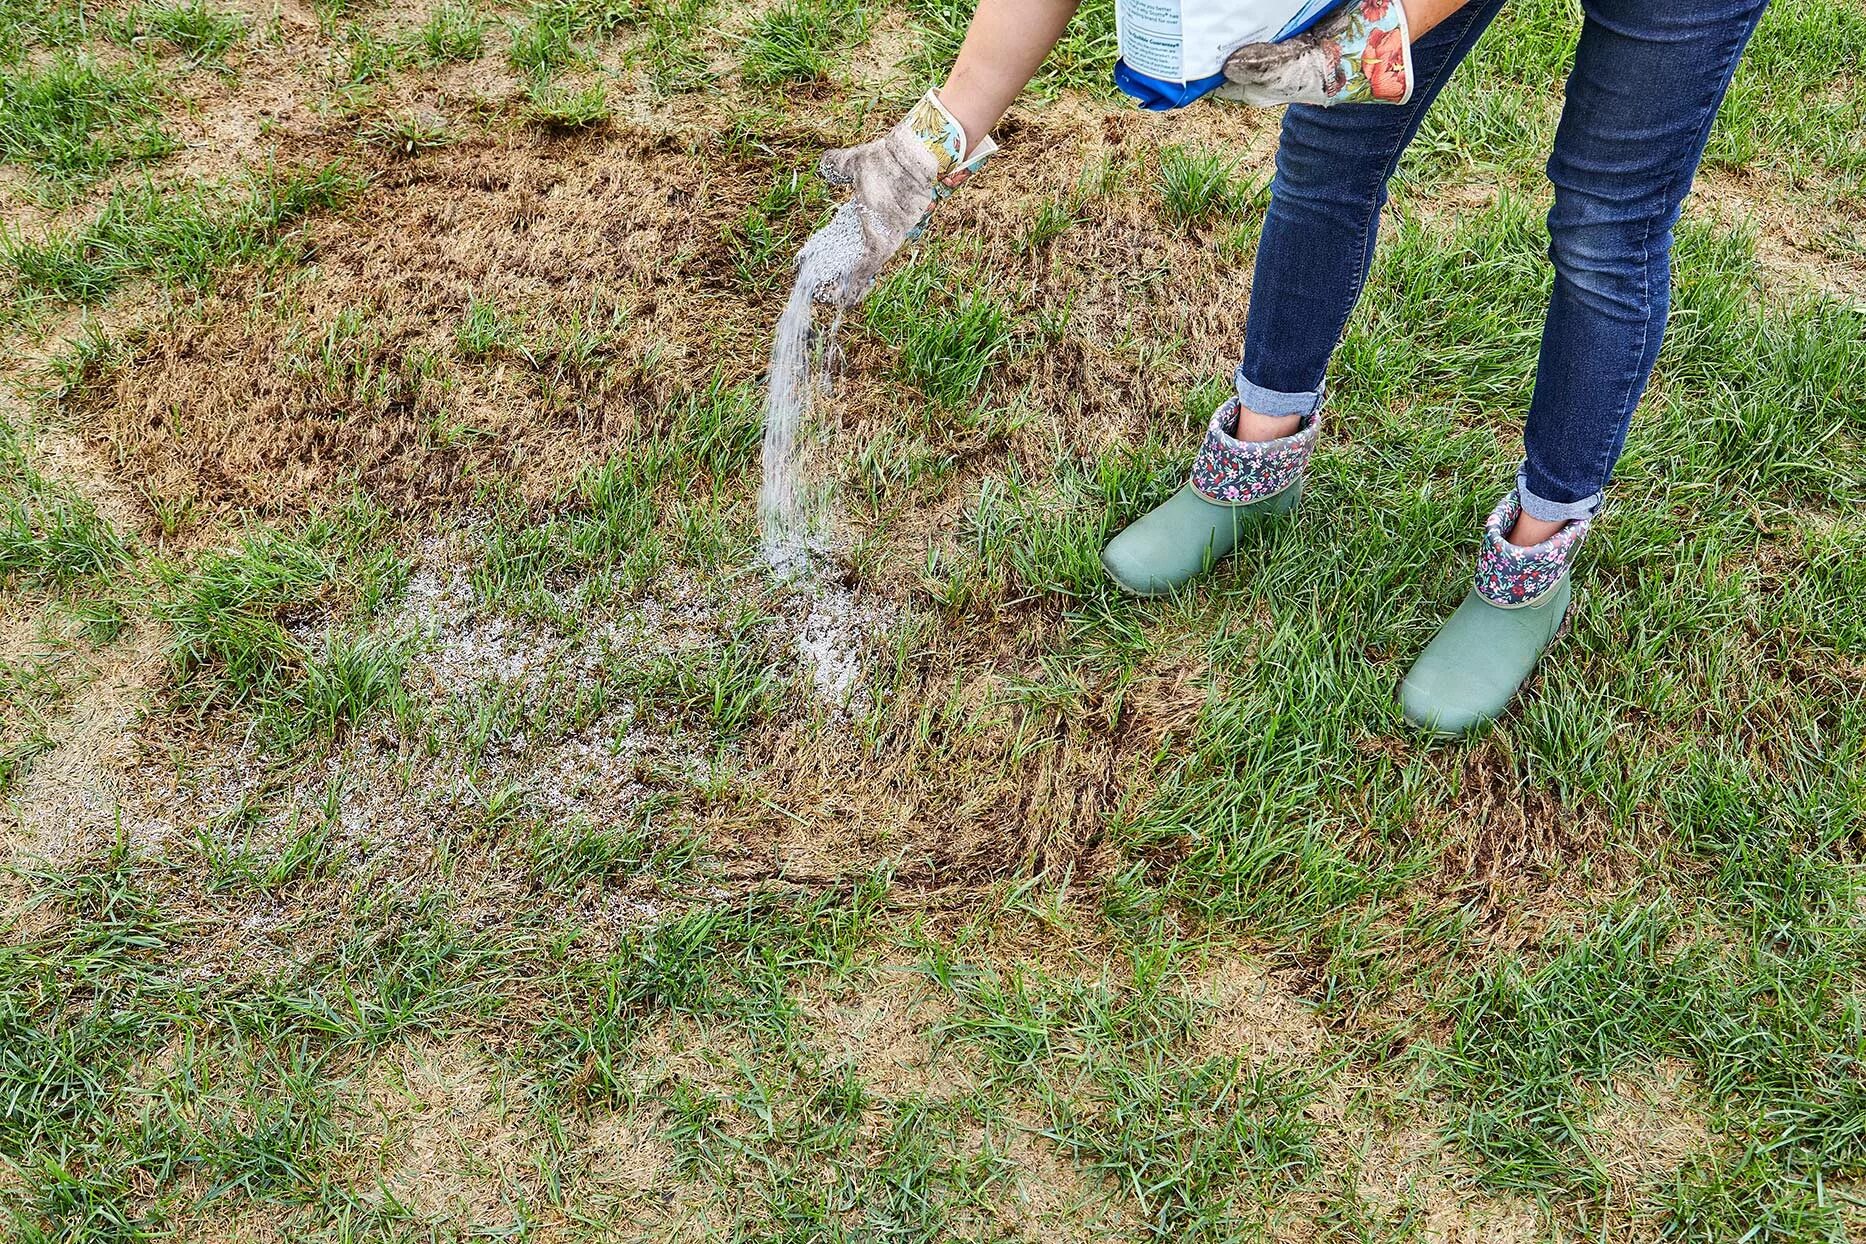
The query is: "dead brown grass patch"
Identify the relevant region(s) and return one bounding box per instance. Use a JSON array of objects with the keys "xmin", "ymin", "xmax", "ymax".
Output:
[
  {"xmin": 802, "ymin": 970, "xmax": 962, "ymax": 1099},
  {"xmin": 2, "ymin": 620, "xmax": 164, "ymax": 868},
  {"xmin": 1190, "ymin": 954, "xmax": 1329, "ymax": 1066},
  {"xmin": 60, "ymin": 77, "xmax": 1307, "ymax": 554},
  {"xmin": 1583, "ymin": 1060, "xmax": 1719, "ymax": 1226},
  {"xmin": 349, "ymin": 1037, "xmax": 546, "ymax": 1224},
  {"xmin": 712, "ymin": 636, "xmax": 1205, "ymax": 896},
  {"xmin": 1695, "ymin": 167, "xmax": 1866, "ymax": 306},
  {"xmin": 1270, "ymin": 1091, "xmax": 1546, "ymax": 1244},
  {"xmin": 71, "ymin": 124, "xmax": 812, "ymax": 534}
]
